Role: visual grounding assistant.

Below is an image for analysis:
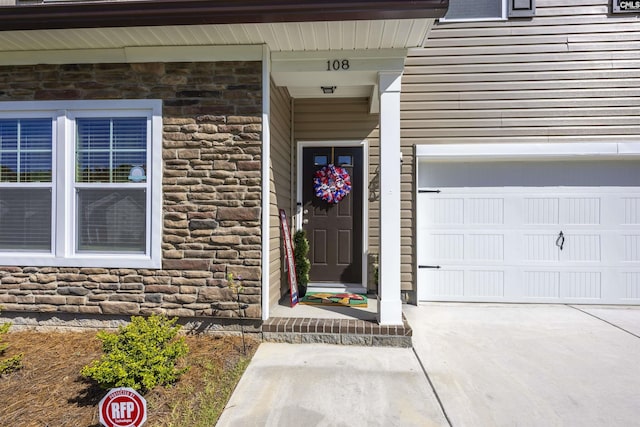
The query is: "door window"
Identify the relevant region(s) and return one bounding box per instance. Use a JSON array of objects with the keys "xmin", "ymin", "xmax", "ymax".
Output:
[{"xmin": 314, "ymin": 155, "xmax": 328, "ymax": 166}]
